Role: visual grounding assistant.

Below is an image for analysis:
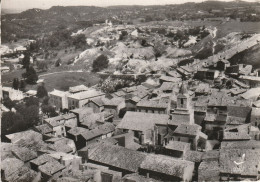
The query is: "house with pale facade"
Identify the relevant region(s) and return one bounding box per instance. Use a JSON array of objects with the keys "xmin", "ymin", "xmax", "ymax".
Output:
[{"xmin": 49, "ymin": 89, "xmax": 71, "ymax": 111}]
